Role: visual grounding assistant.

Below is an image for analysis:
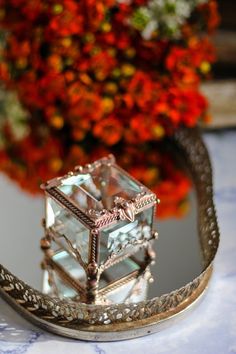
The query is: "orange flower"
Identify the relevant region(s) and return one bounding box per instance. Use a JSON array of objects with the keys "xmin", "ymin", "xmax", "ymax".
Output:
[
  {"xmin": 129, "ymin": 114, "xmax": 155, "ymax": 142},
  {"xmin": 89, "ymin": 51, "xmax": 117, "ymax": 81},
  {"xmin": 93, "ymin": 116, "xmax": 123, "ymax": 145},
  {"xmin": 127, "ymin": 71, "xmax": 154, "ymax": 109},
  {"xmin": 48, "ymin": 1, "xmax": 84, "ymax": 37}
]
